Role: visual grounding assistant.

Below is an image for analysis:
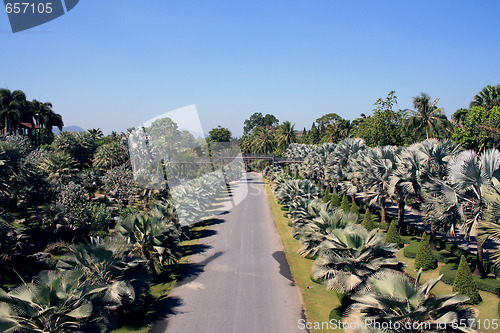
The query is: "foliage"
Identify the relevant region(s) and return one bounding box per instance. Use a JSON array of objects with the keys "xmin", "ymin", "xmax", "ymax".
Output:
[
  {"xmin": 408, "ymin": 92, "xmax": 451, "ymax": 140},
  {"xmin": 361, "ymin": 208, "xmax": 376, "ymax": 231},
  {"xmin": 322, "ymin": 188, "xmax": 331, "ymax": 203},
  {"xmin": 39, "ymin": 150, "xmax": 78, "ymax": 191},
  {"xmin": 243, "ymin": 112, "xmax": 279, "ymax": 136},
  {"xmin": 345, "ymin": 269, "xmax": 477, "ymax": 333},
  {"xmin": 101, "ymin": 164, "xmax": 138, "ymax": 206},
  {"xmin": 415, "ymin": 233, "xmax": 438, "ymax": 271},
  {"xmin": 452, "ymin": 106, "xmax": 500, "ymax": 151},
  {"xmin": 330, "ymin": 190, "xmax": 341, "ymax": 207},
  {"xmin": 208, "ymin": 125, "xmax": 232, "ymax": 142},
  {"xmin": 93, "ymin": 141, "xmax": 129, "ymax": 170},
  {"xmin": 349, "ymin": 199, "xmax": 359, "ymax": 215},
  {"xmin": 385, "ymin": 219, "xmax": 401, "ymax": 244},
  {"xmin": 339, "ymin": 194, "xmax": 350, "ymax": 212},
  {"xmin": 0, "ymin": 270, "xmax": 106, "ymax": 333},
  {"xmin": 453, "ymin": 255, "xmax": 482, "ymax": 305}
]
